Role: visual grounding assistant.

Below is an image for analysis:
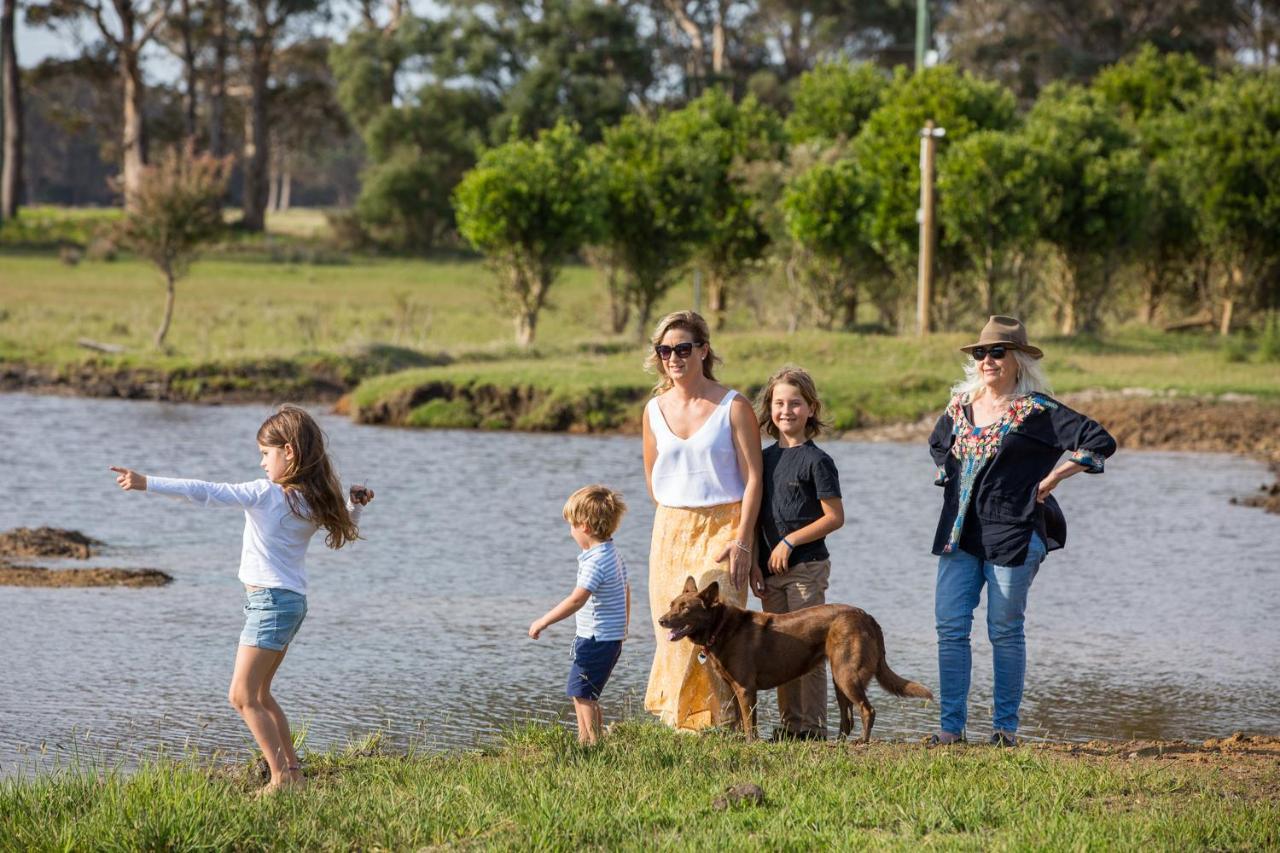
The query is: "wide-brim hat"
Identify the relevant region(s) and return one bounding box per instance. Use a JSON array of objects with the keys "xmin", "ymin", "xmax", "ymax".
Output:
[{"xmin": 960, "ymin": 315, "xmax": 1044, "ymax": 359}]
